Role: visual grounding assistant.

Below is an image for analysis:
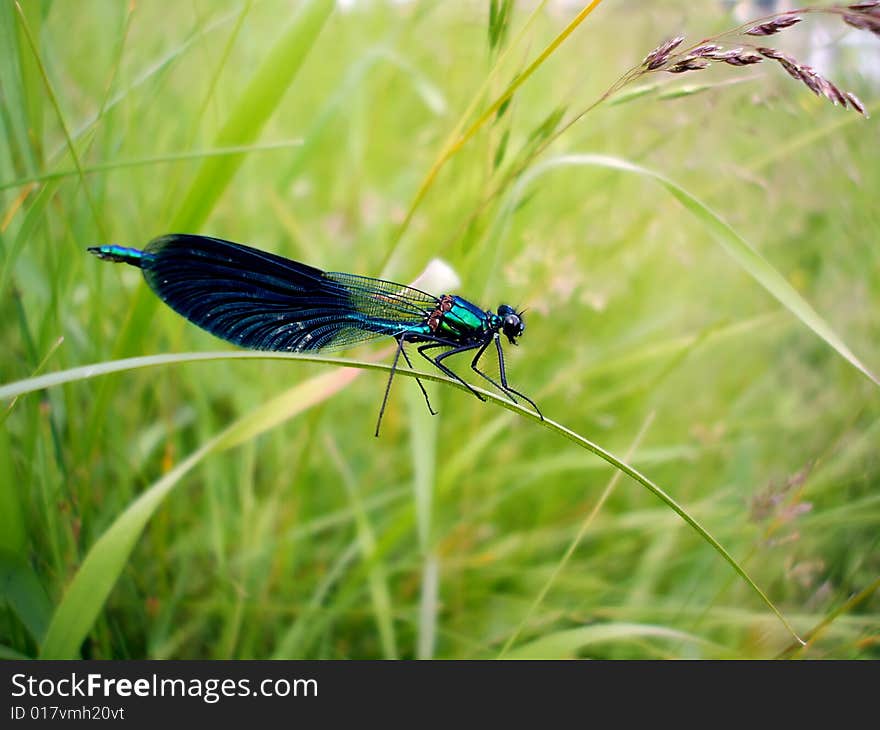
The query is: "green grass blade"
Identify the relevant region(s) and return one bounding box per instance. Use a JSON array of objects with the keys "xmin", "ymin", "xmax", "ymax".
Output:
[
  {"xmin": 0, "ymin": 550, "xmax": 53, "ymax": 646},
  {"xmin": 324, "ymin": 435, "xmax": 398, "ymax": 659},
  {"xmin": 38, "ymin": 366, "xmax": 360, "ymax": 659},
  {"xmin": 270, "ymin": 541, "xmax": 360, "ymax": 659},
  {"xmin": 3, "ymin": 349, "xmax": 801, "ymax": 645},
  {"xmin": 0, "ymin": 644, "xmax": 31, "ymax": 659},
  {"xmin": 276, "ymin": 47, "xmax": 446, "ymax": 192},
  {"xmin": 0, "ymin": 352, "xmax": 379, "ymax": 401},
  {"xmin": 13, "ymin": 2, "xmax": 106, "ymax": 240},
  {"xmin": 0, "ymin": 428, "xmax": 26, "ymax": 554},
  {"xmin": 54, "ymin": 9, "xmax": 240, "ymax": 160},
  {"xmin": 0, "ymin": 141, "xmax": 303, "ymax": 191},
  {"xmin": 169, "ymin": 0, "xmax": 334, "ymax": 231},
  {"xmin": 514, "ymin": 153, "xmax": 879, "ymax": 388},
  {"xmin": 498, "ymin": 412, "xmax": 656, "ymax": 657},
  {"xmin": 0, "ymin": 180, "xmax": 58, "ymax": 300},
  {"xmin": 531, "ymin": 402, "xmax": 802, "ymax": 645},
  {"xmin": 382, "ymin": 0, "xmax": 605, "ymax": 274},
  {"xmin": 2, "ymin": 0, "xmax": 39, "ymax": 175},
  {"xmin": 407, "ymin": 376, "xmax": 439, "ymax": 659},
  {"xmin": 503, "ymin": 622, "xmax": 715, "ymax": 659},
  {"xmin": 778, "ymin": 577, "xmax": 880, "ymax": 659}
]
